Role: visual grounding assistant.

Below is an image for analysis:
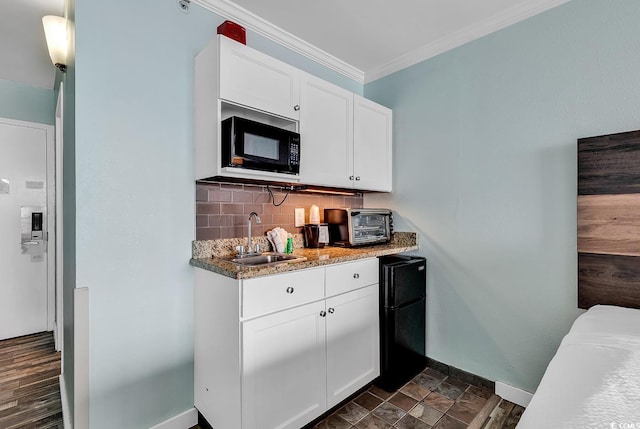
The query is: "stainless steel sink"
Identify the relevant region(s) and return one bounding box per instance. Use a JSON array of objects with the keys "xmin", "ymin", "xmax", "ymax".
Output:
[{"xmin": 228, "ymin": 252, "xmax": 307, "ymax": 267}]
